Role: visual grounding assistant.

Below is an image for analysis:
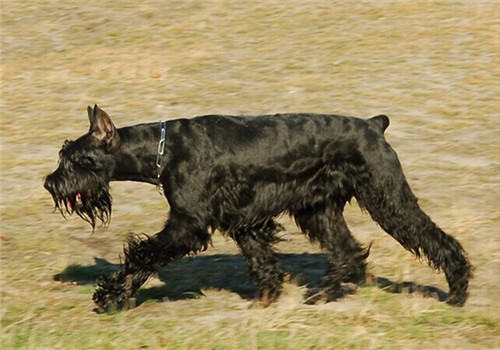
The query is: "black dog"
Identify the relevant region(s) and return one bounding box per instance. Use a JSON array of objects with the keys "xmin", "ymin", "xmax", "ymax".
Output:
[{"xmin": 44, "ymin": 105, "xmax": 471, "ymax": 312}]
